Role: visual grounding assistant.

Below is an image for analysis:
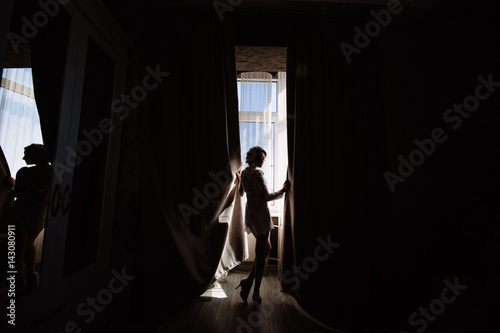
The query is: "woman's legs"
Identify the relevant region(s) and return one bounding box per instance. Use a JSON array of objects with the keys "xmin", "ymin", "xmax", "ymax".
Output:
[
  {"xmin": 25, "ymin": 229, "xmax": 42, "ymax": 275},
  {"xmin": 16, "ymin": 229, "xmax": 28, "ymax": 288},
  {"xmin": 16, "ymin": 228, "xmax": 42, "ymax": 290},
  {"xmin": 253, "ymin": 232, "xmax": 271, "ymax": 299},
  {"xmin": 241, "ymin": 232, "xmax": 271, "ymax": 303}
]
